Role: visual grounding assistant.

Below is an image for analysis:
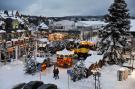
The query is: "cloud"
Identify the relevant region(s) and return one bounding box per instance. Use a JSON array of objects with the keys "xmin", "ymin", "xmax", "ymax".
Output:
[
  {"xmin": 0, "ymin": 0, "xmax": 35, "ymax": 10},
  {"xmin": 0, "ymin": 0, "xmax": 134, "ymax": 16},
  {"xmin": 22, "ymin": 0, "xmax": 113, "ymax": 16}
]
